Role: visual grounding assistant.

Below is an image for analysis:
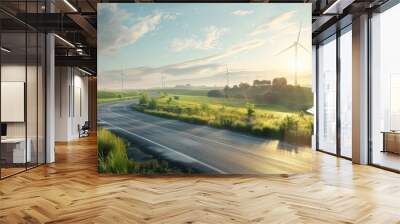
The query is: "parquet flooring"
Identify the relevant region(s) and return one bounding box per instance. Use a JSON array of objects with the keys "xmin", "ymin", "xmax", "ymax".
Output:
[{"xmin": 1, "ymin": 135, "xmax": 400, "ymax": 223}]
